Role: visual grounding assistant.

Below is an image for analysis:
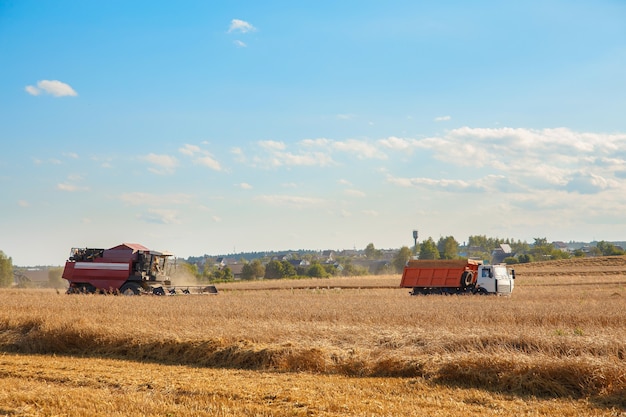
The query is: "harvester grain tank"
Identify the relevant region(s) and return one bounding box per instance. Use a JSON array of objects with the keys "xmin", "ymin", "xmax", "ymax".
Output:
[{"xmin": 400, "ymin": 259, "xmax": 515, "ymax": 295}]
